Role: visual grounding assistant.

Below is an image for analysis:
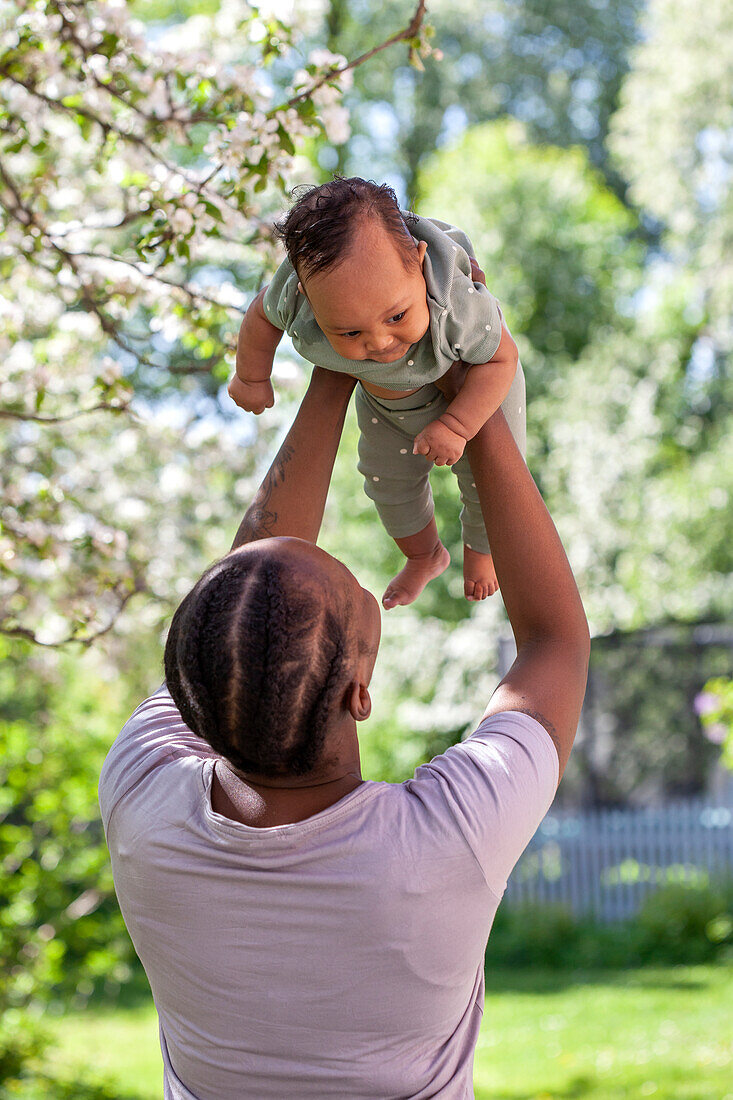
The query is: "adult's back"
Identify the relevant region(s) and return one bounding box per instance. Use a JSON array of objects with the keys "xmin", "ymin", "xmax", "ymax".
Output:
[
  {"xmin": 101, "ymin": 688, "xmax": 556, "ymax": 1098},
  {"xmin": 101, "ymin": 355, "xmax": 588, "ymax": 1098}
]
